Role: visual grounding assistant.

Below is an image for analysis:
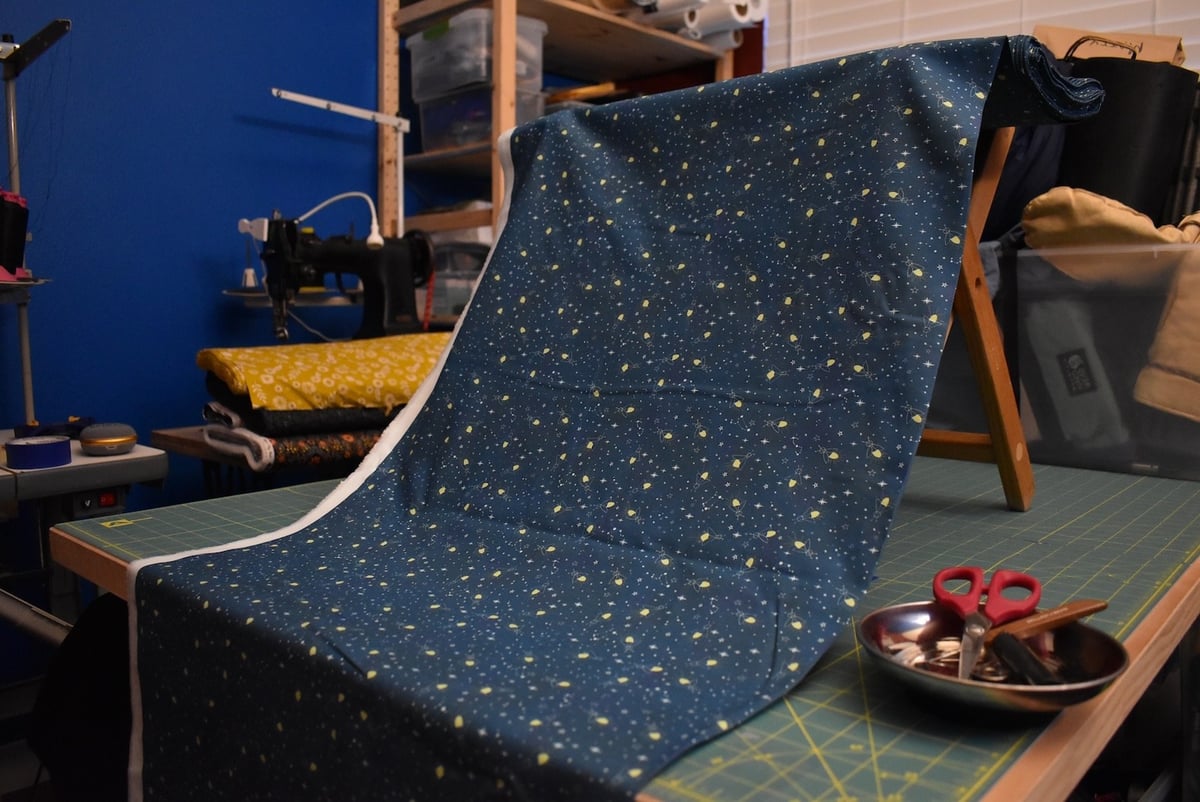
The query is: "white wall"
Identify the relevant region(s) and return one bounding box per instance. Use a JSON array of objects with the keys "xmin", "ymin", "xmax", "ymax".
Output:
[{"xmin": 764, "ymin": 0, "xmax": 1200, "ymax": 70}]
